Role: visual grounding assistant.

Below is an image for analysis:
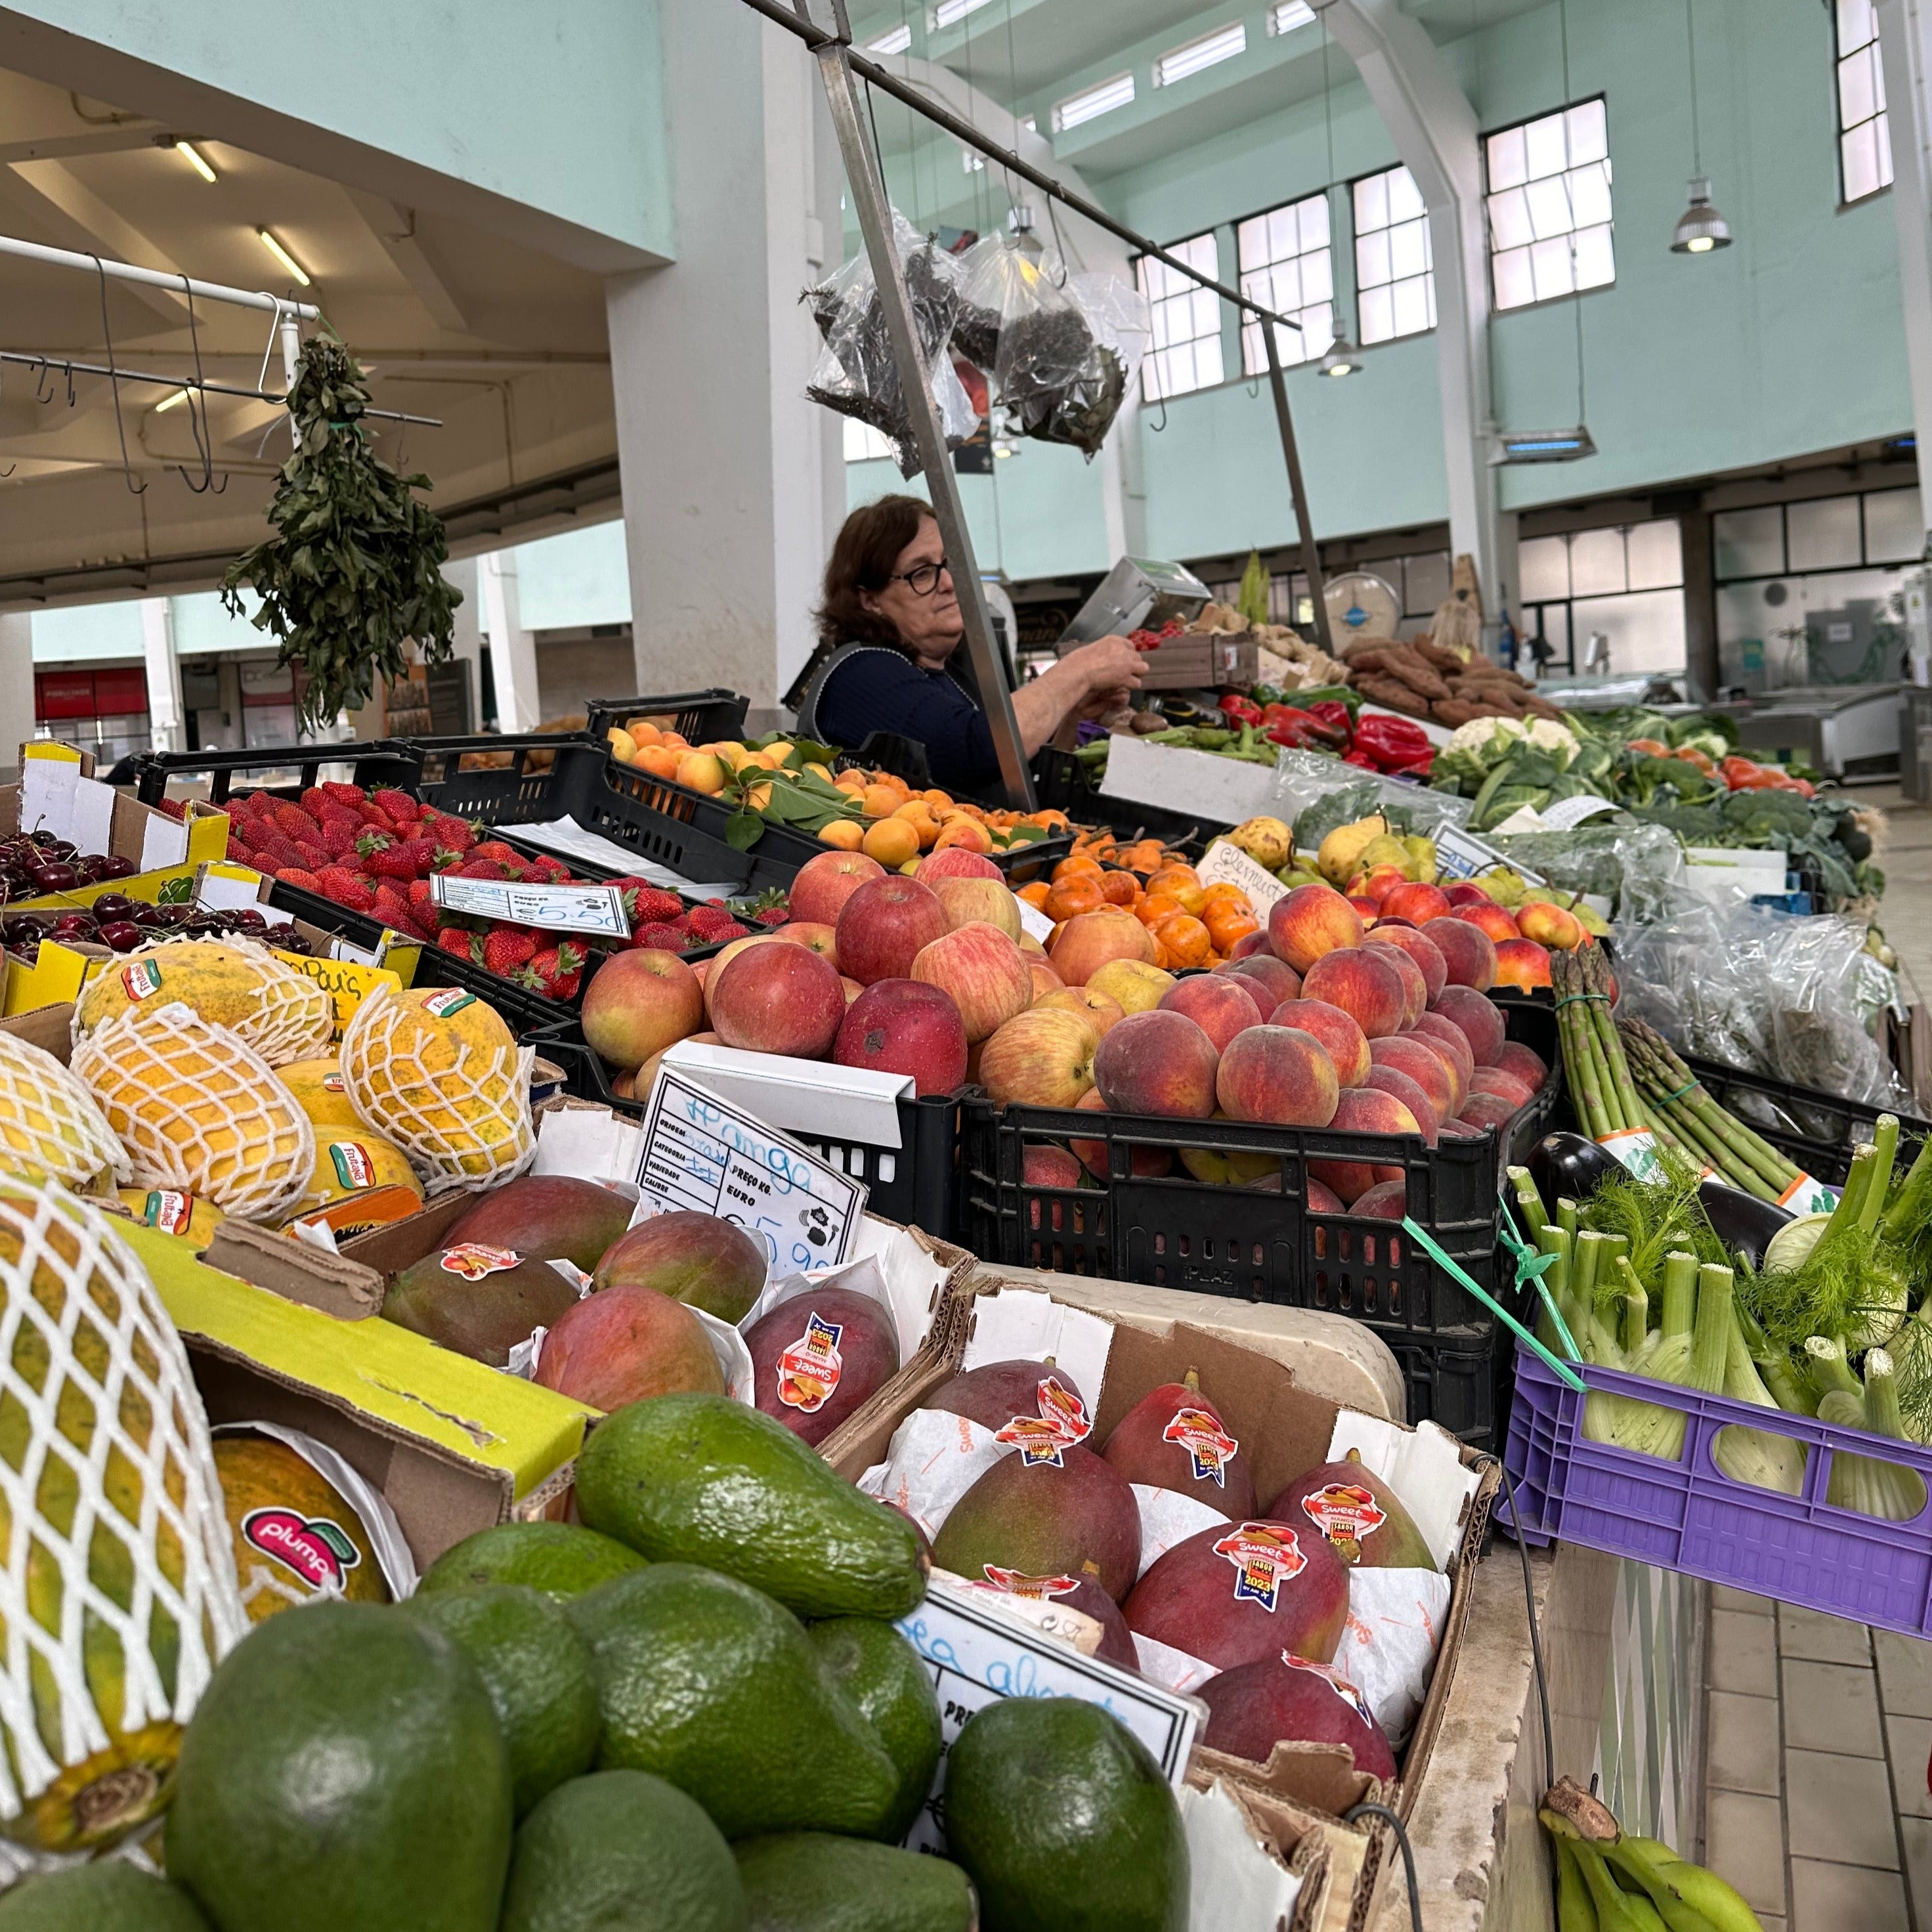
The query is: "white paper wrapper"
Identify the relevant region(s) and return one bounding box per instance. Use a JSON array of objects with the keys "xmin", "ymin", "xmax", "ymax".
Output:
[
  {"xmin": 1331, "ymin": 1564, "xmax": 1451, "ymax": 1750},
  {"xmin": 1132, "ymin": 1483, "xmax": 1231, "ymax": 1578},
  {"xmin": 1132, "ymin": 1629, "xmax": 1218, "ymax": 1695},
  {"xmin": 1182, "ymin": 1778, "xmax": 1303, "ymax": 1931},
  {"xmin": 859, "ymin": 1407, "xmax": 1007, "ymax": 1542},
  {"xmin": 1324, "ymin": 1413, "xmax": 1478, "ymax": 1572},
  {"xmin": 962, "ymin": 1287, "xmax": 1113, "ymax": 1413}
]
